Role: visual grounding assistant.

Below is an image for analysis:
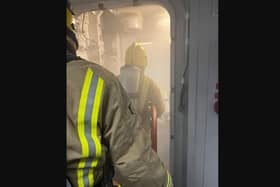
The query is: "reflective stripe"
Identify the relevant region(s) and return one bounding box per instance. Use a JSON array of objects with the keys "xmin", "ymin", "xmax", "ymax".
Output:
[
  {"xmin": 77, "ymin": 69, "xmax": 92, "ymax": 187},
  {"xmin": 77, "ymin": 68, "xmax": 104, "ymax": 187},
  {"xmin": 166, "ymin": 171, "xmax": 171, "ymax": 187},
  {"xmin": 84, "ymin": 75, "xmax": 98, "ymax": 187},
  {"xmin": 66, "ymin": 178, "xmax": 72, "ymax": 187},
  {"xmin": 89, "ymin": 77, "xmax": 104, "ymax": 186},
  {"xmin": 167, "ymin": 174, "xmax": 170, "ymax": 187}
]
